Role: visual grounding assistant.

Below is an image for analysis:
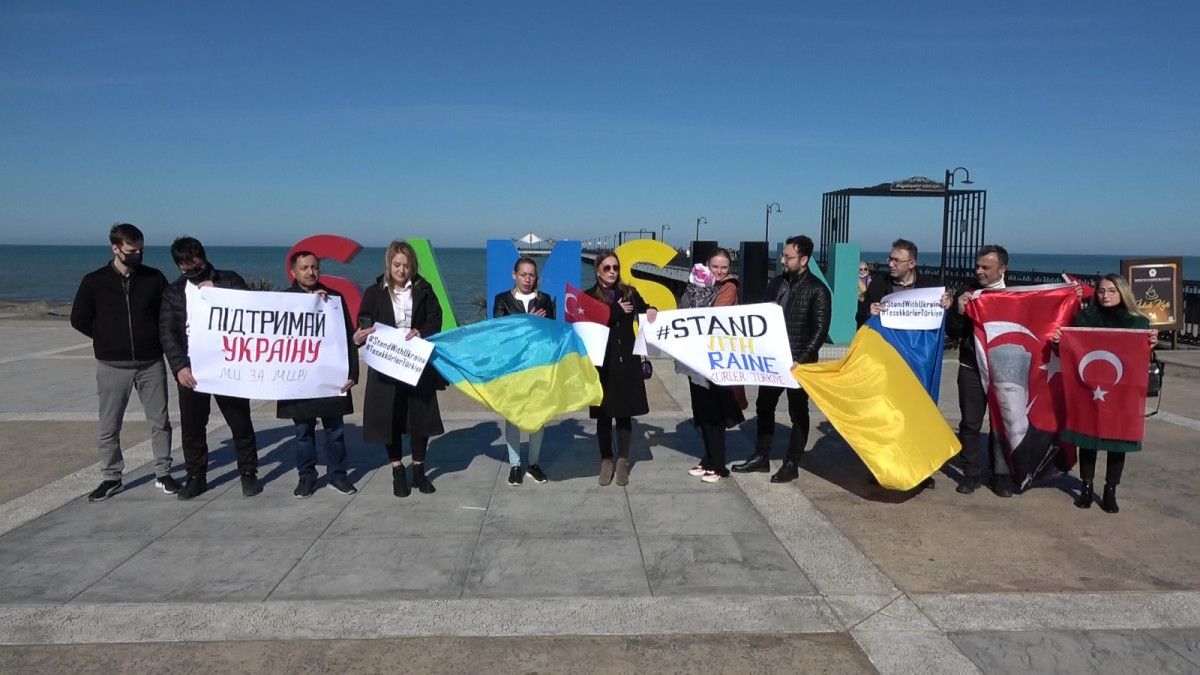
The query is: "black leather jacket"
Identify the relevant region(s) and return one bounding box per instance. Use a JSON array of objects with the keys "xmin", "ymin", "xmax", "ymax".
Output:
[
  {"xmin": 493, "ymin": 289, "xmax": 556, "ymax": 319},
  {"xmin": 764, "ymin": 269, "xmax": 831, "ymax": 364},
  {"xmin": 71, "ymin": 262, "xmax": 168, "ymax": 362},
  {"xmin": 159, "ymin": 264, "xmax": 249, "ymax": 376}
]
